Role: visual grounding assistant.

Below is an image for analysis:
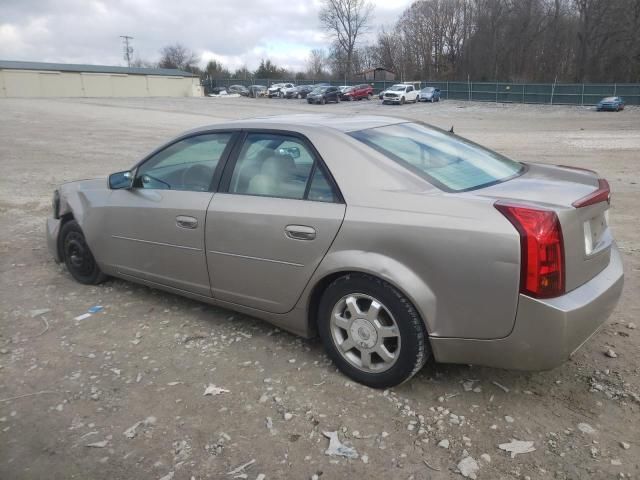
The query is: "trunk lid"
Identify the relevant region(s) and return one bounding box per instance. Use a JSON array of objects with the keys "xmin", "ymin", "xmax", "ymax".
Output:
[{"xmin": 471, "ymin": 163, "xmax": 612, "ymax": 293}]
